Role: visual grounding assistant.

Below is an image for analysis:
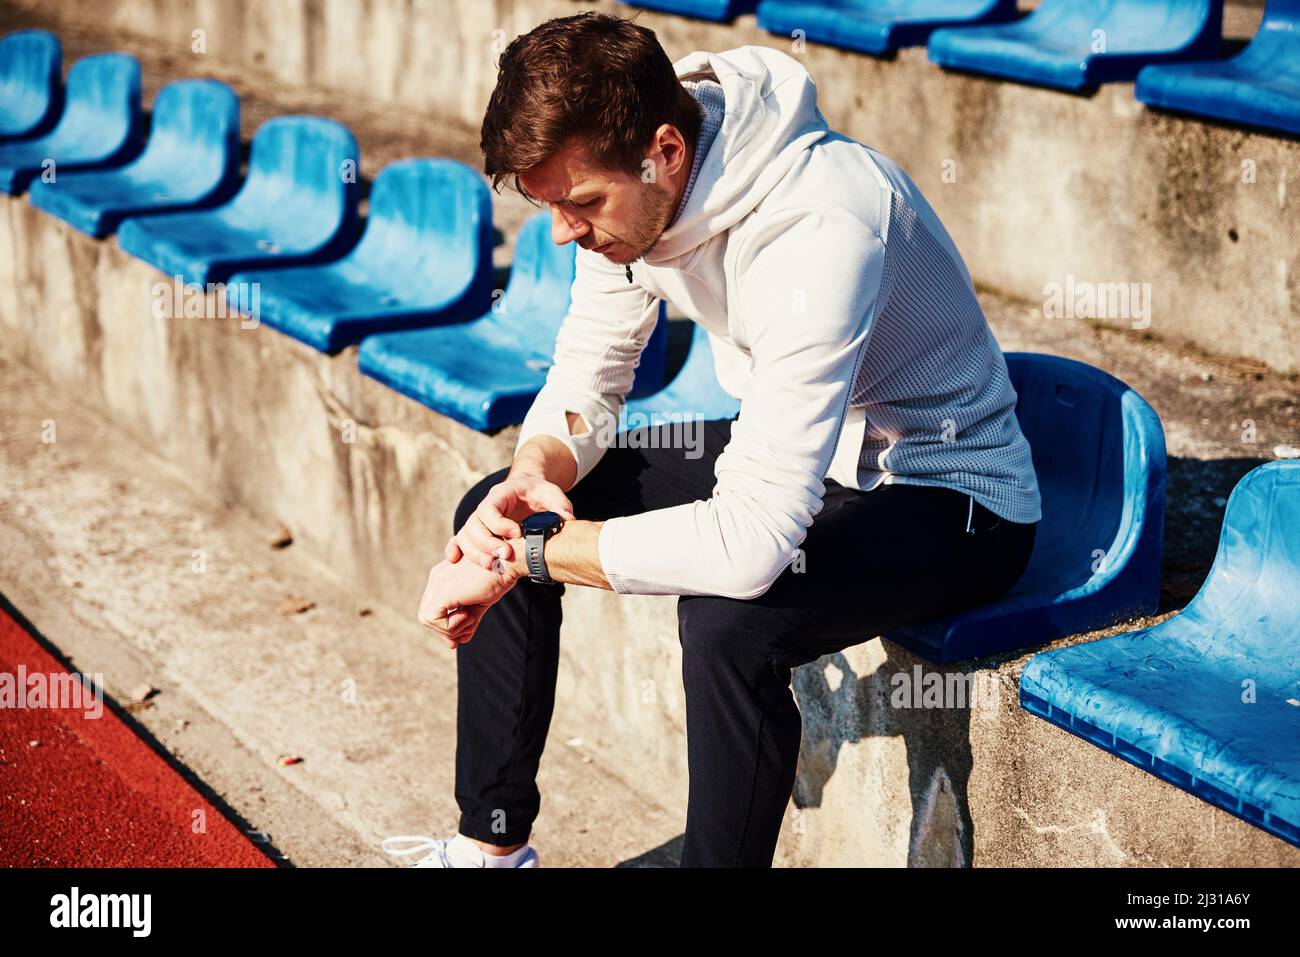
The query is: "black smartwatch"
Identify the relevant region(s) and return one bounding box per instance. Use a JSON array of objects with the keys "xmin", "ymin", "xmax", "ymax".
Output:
[{"xmin": 521, "ymin": 511, "xmax": 565, "ymax": 584}]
